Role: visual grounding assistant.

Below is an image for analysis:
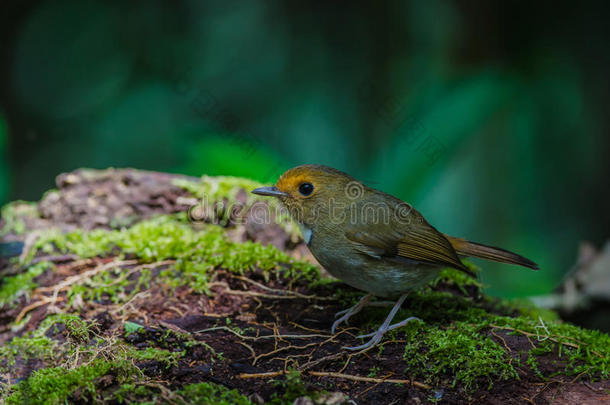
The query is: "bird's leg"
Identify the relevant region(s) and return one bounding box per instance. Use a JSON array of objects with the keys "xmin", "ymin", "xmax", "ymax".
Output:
[
  {"xmin": 367, "ymin": 300, "xmax": 396, "ymax": 308},
  {"xmin": 334, "ymin": 298, "xmax": 393, "ymax": 318},
  {"xmin": 344, "ymin": 293, "xmax": 419, "ymax": 351},
  {"xmin": 331, "ymin": 294, "xmax": 372, "ymax": 334}
]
